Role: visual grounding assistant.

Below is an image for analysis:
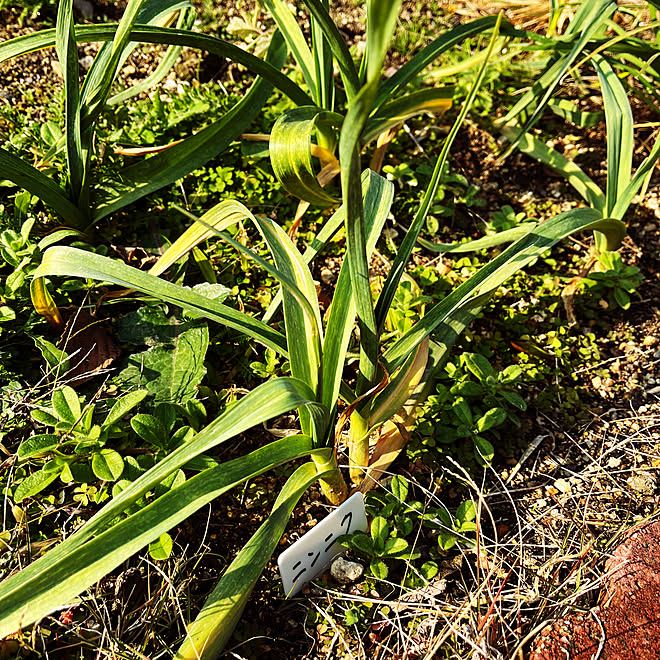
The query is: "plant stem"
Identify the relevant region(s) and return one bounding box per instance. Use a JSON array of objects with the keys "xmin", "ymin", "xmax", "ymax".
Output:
[
  {"xmin": 312, "ymin": 448, "xmax": 348, "ymax": 505},
  {"xmin": 348, "ymin": 410, "xmax": 369, "ymax": 485}
]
